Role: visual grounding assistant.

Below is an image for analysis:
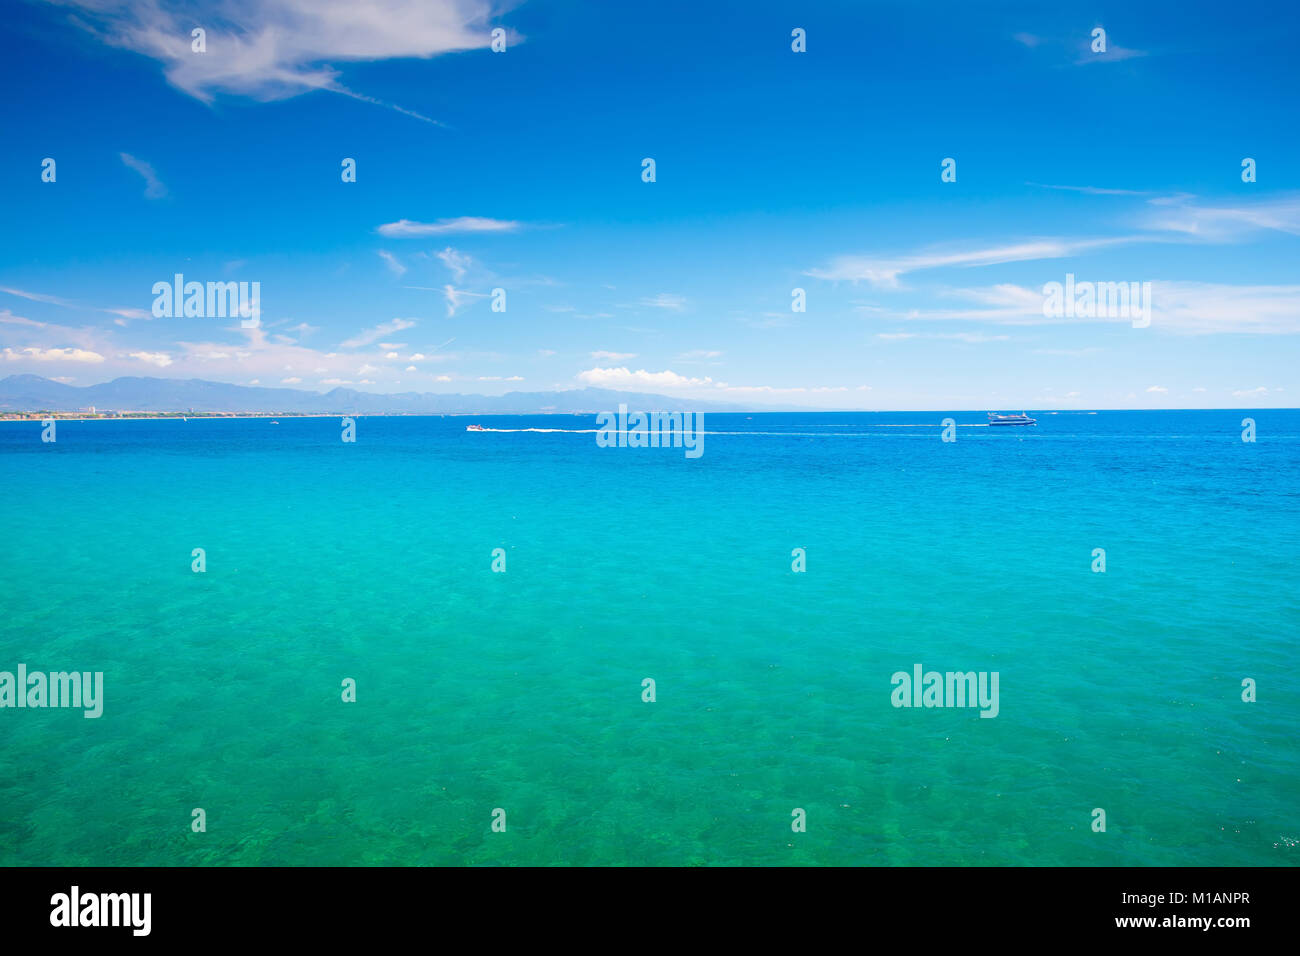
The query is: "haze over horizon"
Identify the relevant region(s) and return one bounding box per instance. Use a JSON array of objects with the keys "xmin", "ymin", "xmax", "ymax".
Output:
[
  {"xmin": 2, "ymin": 0, "xmax": 1298, "ymax": 409},
  {"xmin": 0, "ymin": 372, "xmax": 1288, "ymax": 414}
]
